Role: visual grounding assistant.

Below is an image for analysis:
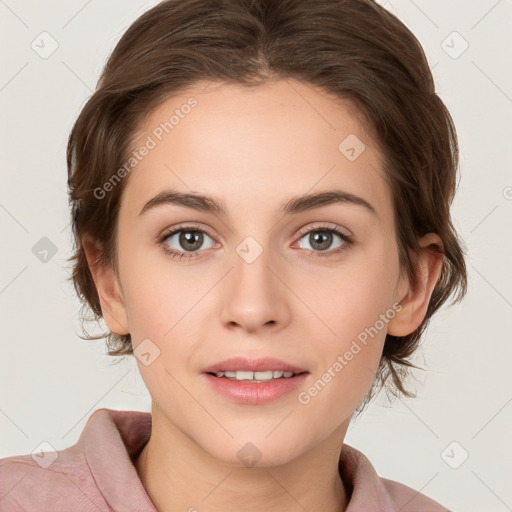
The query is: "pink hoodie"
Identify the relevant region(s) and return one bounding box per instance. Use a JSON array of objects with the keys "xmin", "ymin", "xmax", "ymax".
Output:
[{"xmin": 0, "ymin": 408, "xmax": 450, "ymax": 511}]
